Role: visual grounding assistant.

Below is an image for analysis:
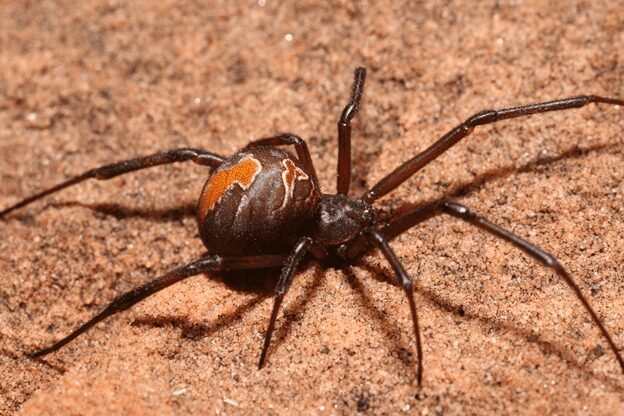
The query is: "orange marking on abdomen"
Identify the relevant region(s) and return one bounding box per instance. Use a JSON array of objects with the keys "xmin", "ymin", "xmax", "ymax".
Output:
[
  {"xmin": 197, "ymin": 156, "xmax": 262, "ymax": 220},
  {"xmin": 279, "ymin": 158, "xmax": 310, "ymax": 210}
]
